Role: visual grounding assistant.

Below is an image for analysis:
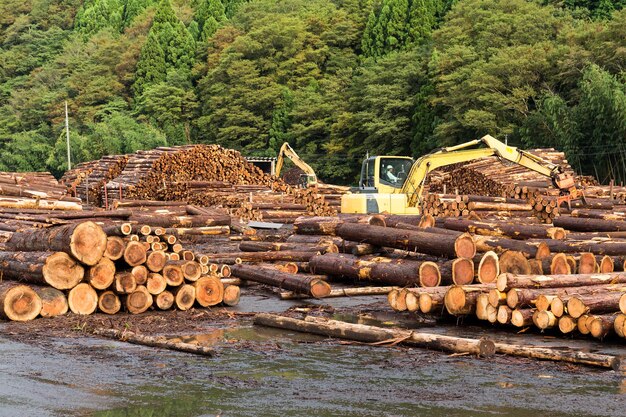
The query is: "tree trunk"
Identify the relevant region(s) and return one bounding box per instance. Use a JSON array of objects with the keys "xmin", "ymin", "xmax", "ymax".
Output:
[
  {"xmin": 473, "ymin": 235, "xmax": 550, "ymax": 259},
  {"xmin": 162, "ymin": 263, "xmax": 184, "ymax": 287},
  {"xmin": 497, "ymin": 272, "xmax": 626, "ymax": 292},
  {"xmin": 6, "ymin": 221, "xmax": 107, "ymax": 266},
  {"xmin": 194, "ymin": 275, "xmax": 224, "ymax": 307},
  {"xmin": 67, "ymin": 283, "xmax": 98, "ymax": 315},
  {"xmin": 442, "ymin": 218, "xmax": 566, "ymax": 240},
  {"xmin": 98, "ymin": 291, "xmax": 121, "ymax": 315},
  {"xmin": 0, "ymin": 251, "xmax": 84, "ymax": 290},
  {"xmin": 0, "ymin": 282, "xmax": 42, "ymax": 321},
  {"xmin": 231, "ymin": 264, "xmax": 331, "ymax": 298}
]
